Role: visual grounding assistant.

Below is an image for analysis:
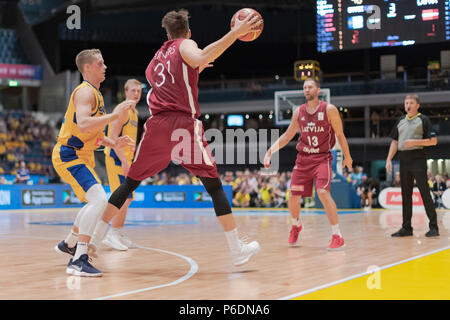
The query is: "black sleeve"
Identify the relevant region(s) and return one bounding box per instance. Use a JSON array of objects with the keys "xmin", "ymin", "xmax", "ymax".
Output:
[
  {"xmin": 420, "ymin": 115, "xmax": 436, "ymax": 139},
  {"xmin": 389, "ymin": 117, "xmax": 401, "ymax": 140}
]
